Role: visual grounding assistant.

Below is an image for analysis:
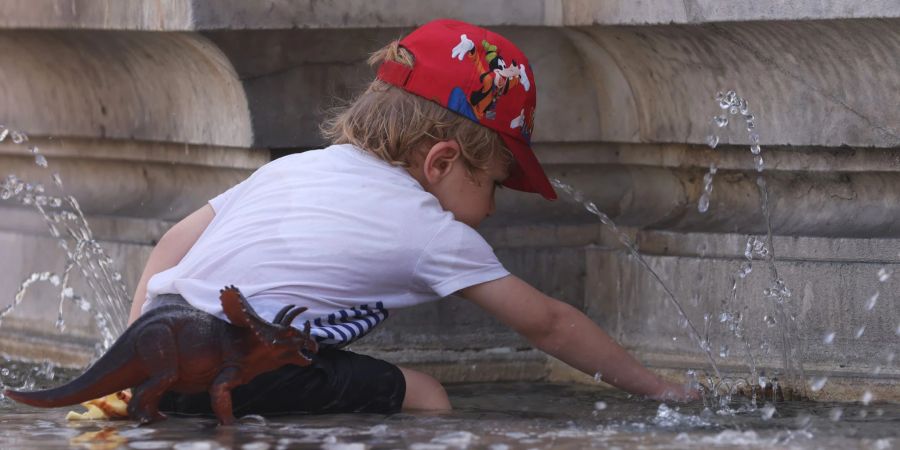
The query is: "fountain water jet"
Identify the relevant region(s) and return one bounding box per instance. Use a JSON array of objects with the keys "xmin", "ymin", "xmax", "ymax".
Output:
[{"xmin": 0, "ymin": 125, "xmax": 129, "ymax": 376}]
